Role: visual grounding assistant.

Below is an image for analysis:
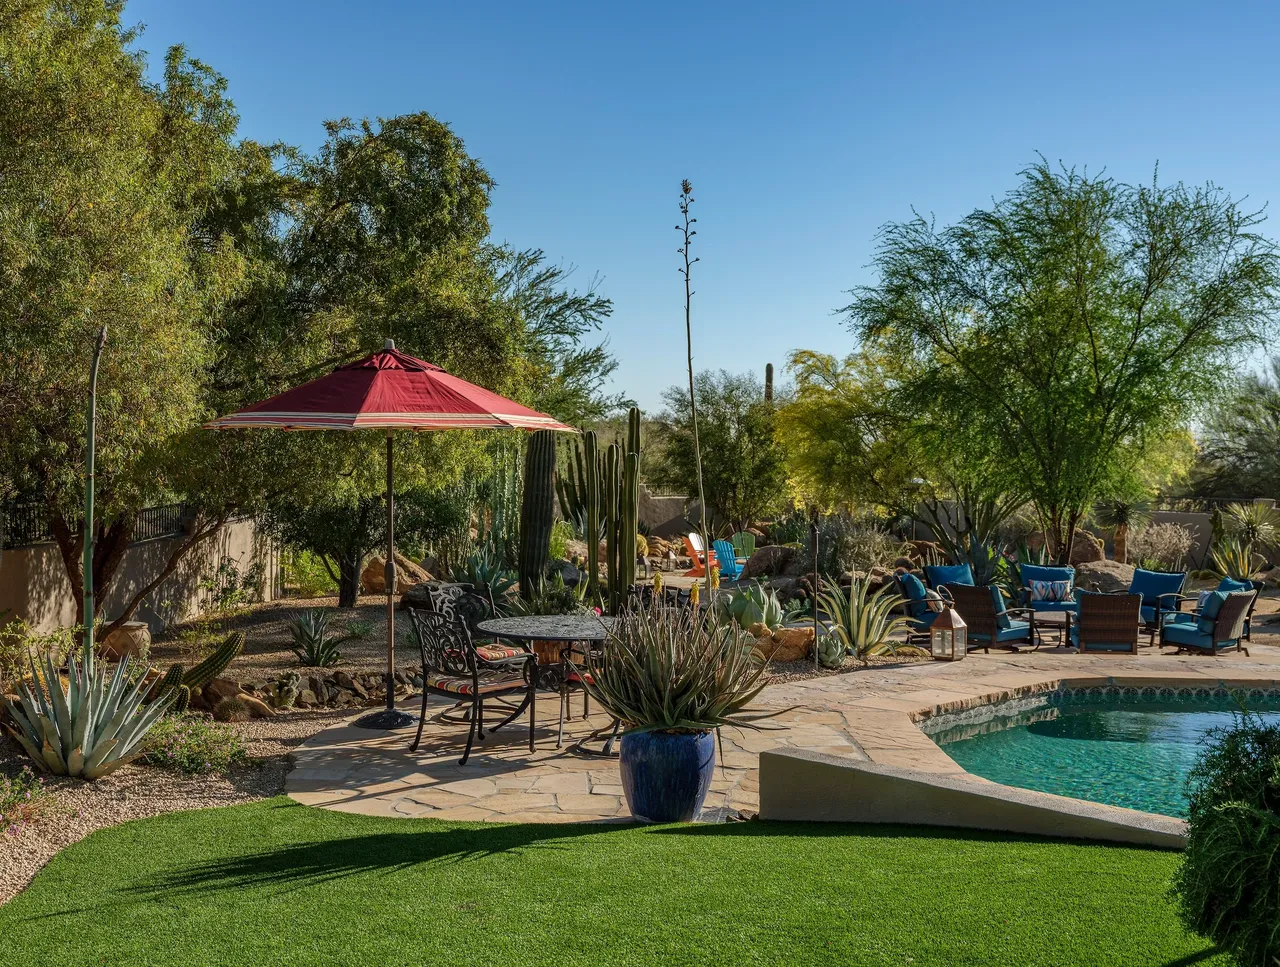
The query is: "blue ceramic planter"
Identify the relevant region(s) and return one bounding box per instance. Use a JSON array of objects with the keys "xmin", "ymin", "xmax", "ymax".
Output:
[{"xmin": 618, "ymin": 729, "xmax": 716, "ymax": 823}]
